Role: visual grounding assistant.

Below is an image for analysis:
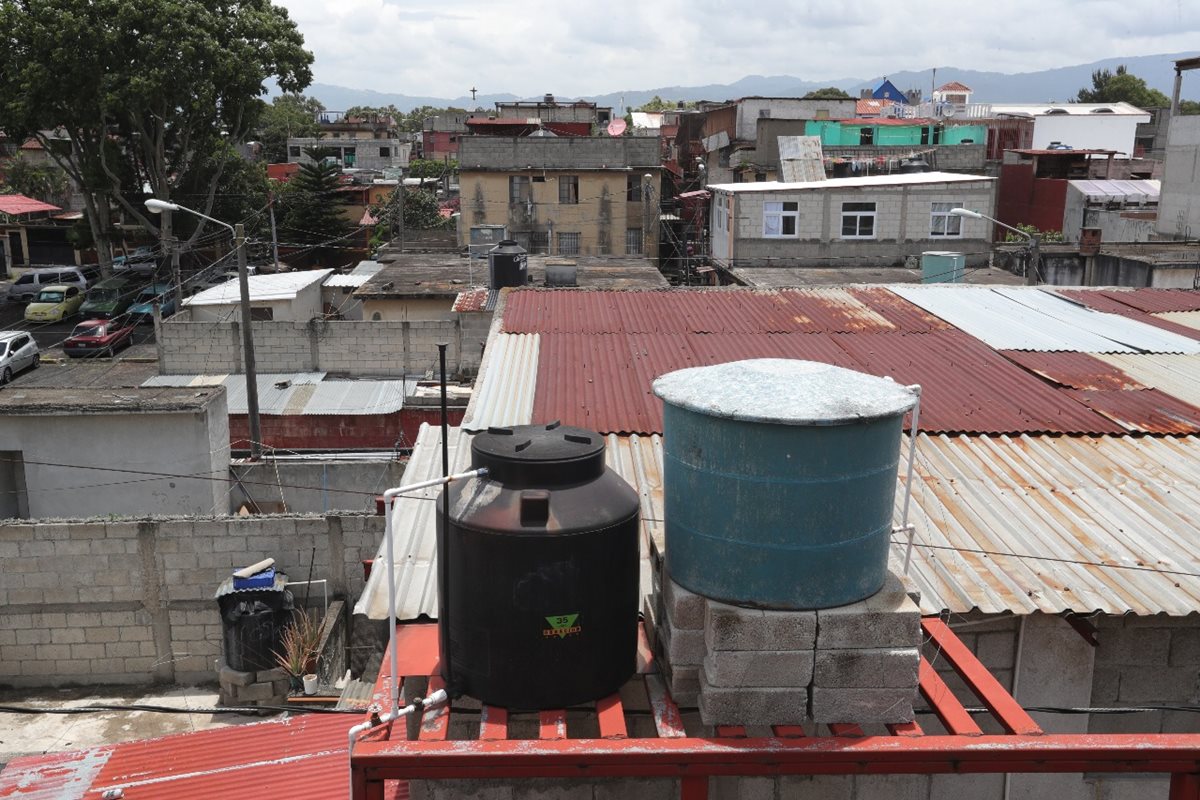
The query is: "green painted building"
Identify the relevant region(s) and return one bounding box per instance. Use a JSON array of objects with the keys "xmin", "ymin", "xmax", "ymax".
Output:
[{"xmin": 805, "ymin": 120, "xmax": 987, "ymax": 147}]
